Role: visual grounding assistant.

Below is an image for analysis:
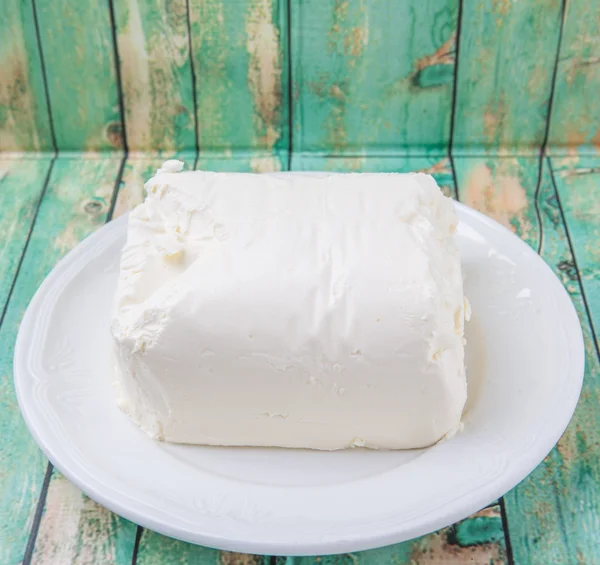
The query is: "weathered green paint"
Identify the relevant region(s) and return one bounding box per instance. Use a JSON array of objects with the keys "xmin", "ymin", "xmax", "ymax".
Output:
[
  {"xmin": 454, "ymin": 156, "xmax": 540, "ymax": 244},
  {"xmin": 31, "ymin": 471, "xmax": 136, "ymax": 565},
  {"xmin": 113, "ymin": 0, "xmax": 197, "ymax": 152},
  {"xmin": 197, "ymin": 150, "xmax": 287, "ymax": 172},
  {"xmin": 0, "ymin": 156, "xmax": 121, "ymax": 564},
  {"xmin": 291, "ymin": 0, "xmax": 458, "ymax": 155},
  {"xmin": 455, "ymin": 156, "xmax": 600, "ymax": 563},
  {"xmin": 550, "ymin": 154, "xmax": 600, "ymax": 349},
  {"xmin": 290, "ymin": 507, "xmax": 506, "ymax": 564},
  {"xmin": 135, "ymin": 528, "xmax": 269, "ymax": 565},
  {"xmin": 0, "ymin": 0, "xmax": 53, "ymax": 152},
  {"xmin": 291, "ymin": 154, "xmax": 456, "ymax": 198},
  {"xmin": 34, "ymin": 1, "xmax": 122, "ymax": 151},
  {"xmin": 504, "ymin": 159, "xmax": 600, "ymax": 564},
  {"xmin": 188, "ymin": 0, "xmax": 288, "ymax": 165},
  {"xmin": 0, "ymin": 157, "xmax": 51, "ymax": 308},
  {"xmin": 548, "ymin": 2, "xmax": 600, "ymax": 150},
  {"xmin": 453, "ymin": 0, "xmax": 563, "ymax": 154}
]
